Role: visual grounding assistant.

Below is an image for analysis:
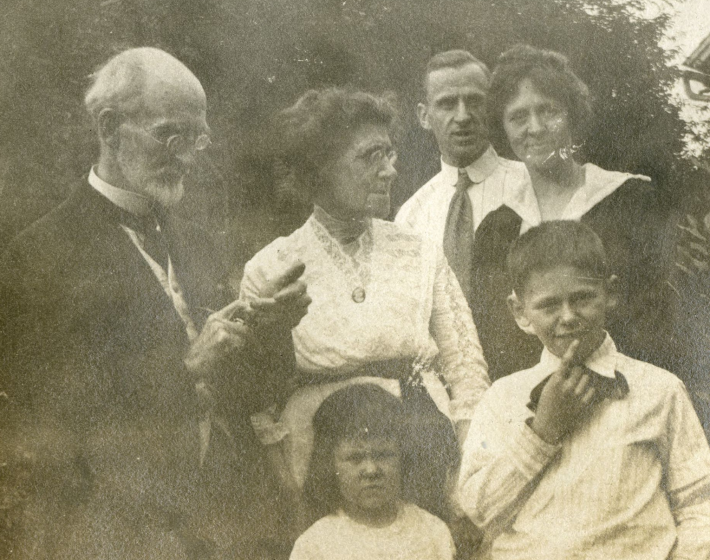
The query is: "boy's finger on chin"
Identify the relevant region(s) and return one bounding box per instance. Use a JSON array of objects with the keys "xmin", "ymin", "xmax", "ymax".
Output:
[{"xmin": 560, "ymin": 340, "xmax": 581, "ymax": 375}]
